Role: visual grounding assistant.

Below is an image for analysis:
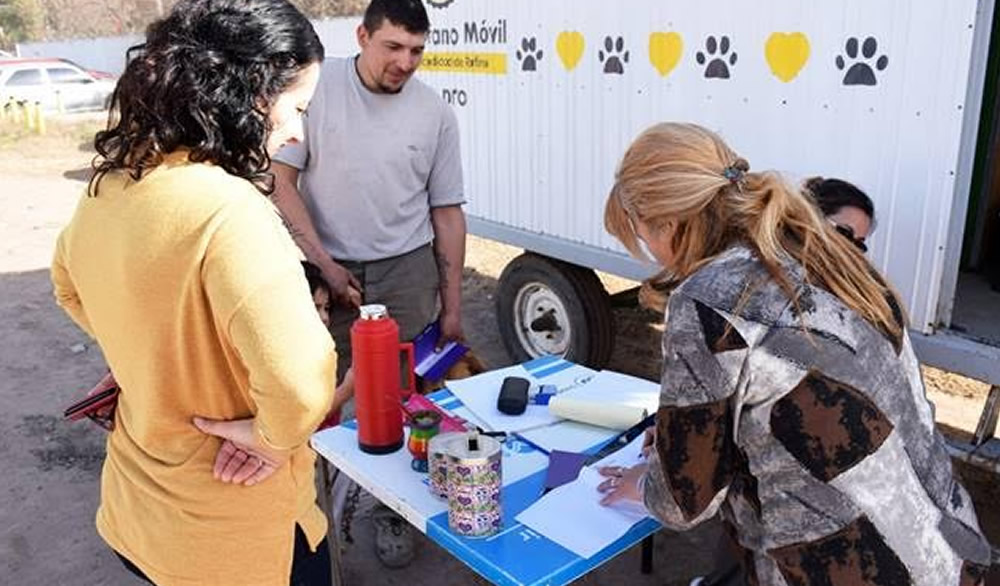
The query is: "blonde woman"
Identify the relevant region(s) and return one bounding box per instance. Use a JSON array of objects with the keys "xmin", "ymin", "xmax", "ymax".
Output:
[{"xmin": 597, "ymin": 123, "xmax": 990, "ymax": 585}]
